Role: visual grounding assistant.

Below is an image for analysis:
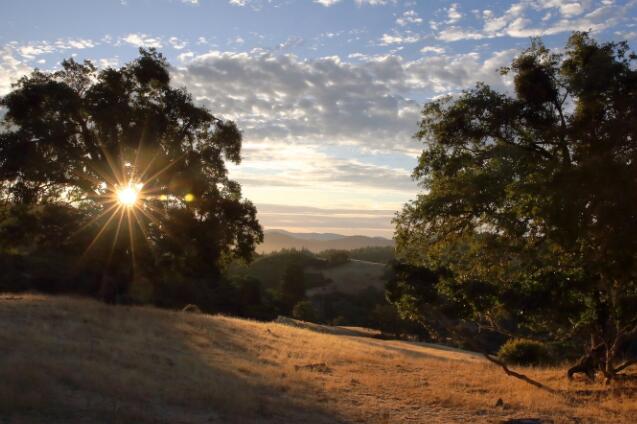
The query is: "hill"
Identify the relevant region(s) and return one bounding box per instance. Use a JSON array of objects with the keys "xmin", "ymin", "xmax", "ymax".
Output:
[
  {"xmin": 306, "ymin": 259, "xmax": 387, "ymax": 297},
  {"xmin": 2, "ymin": 294, "xmax": 635, "ymax": 423},
  {"xmin": 257, "ymin": 229, "xmax": 394, "ymax": 254}
]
